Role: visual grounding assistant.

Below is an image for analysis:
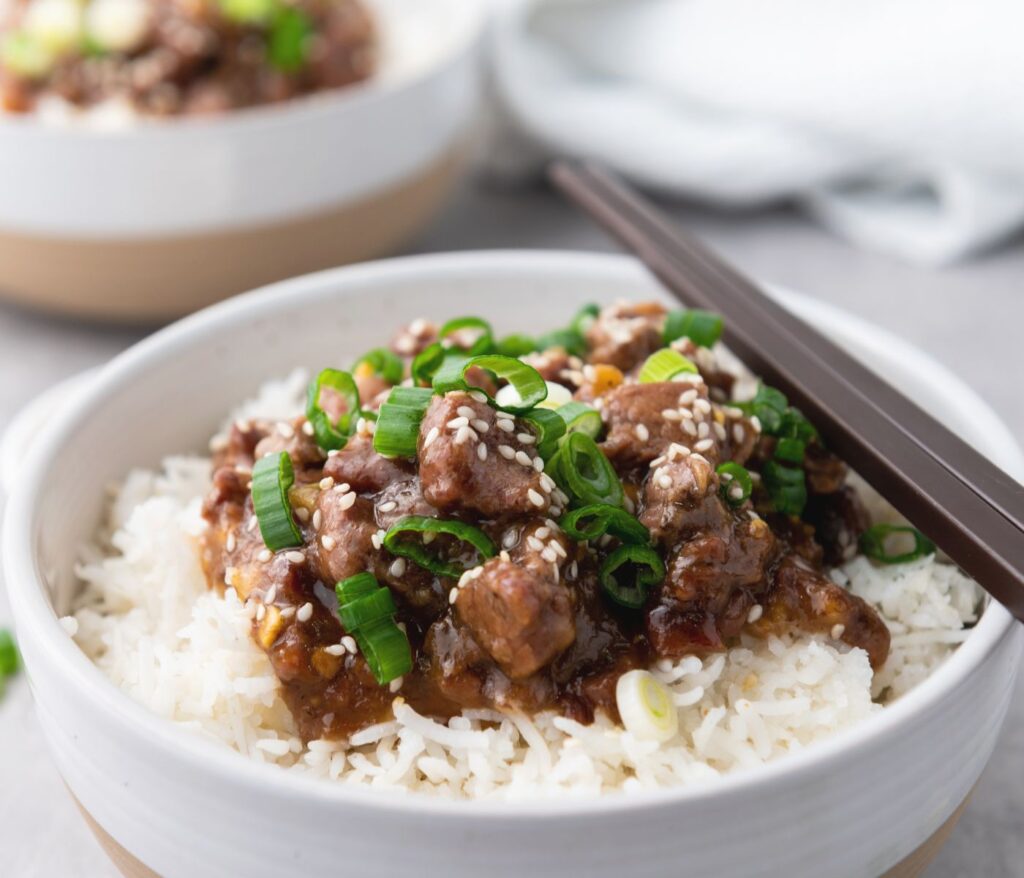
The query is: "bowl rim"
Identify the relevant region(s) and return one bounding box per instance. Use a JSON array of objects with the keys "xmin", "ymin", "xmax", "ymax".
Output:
[
  {"xmin": 4, "ymin": 249, "xmax": 1021, "ymax": 820},
  {"xmin": 0, "ymin": 0, "xmax": 487, "ymax": 140}
]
